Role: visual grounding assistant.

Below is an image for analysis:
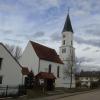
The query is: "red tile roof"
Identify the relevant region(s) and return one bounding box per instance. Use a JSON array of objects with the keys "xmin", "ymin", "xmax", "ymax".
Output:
[
  {"xmin": 30, "ymin": 41, "xmax": 63, "ymax": 64},
  {"xmin": 21, "ymin": 67, "xmax": 30, "ymax": 75},
  {"xmin": 35, "ymin": 72, "xmax": 56, "ymax": 80}
]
